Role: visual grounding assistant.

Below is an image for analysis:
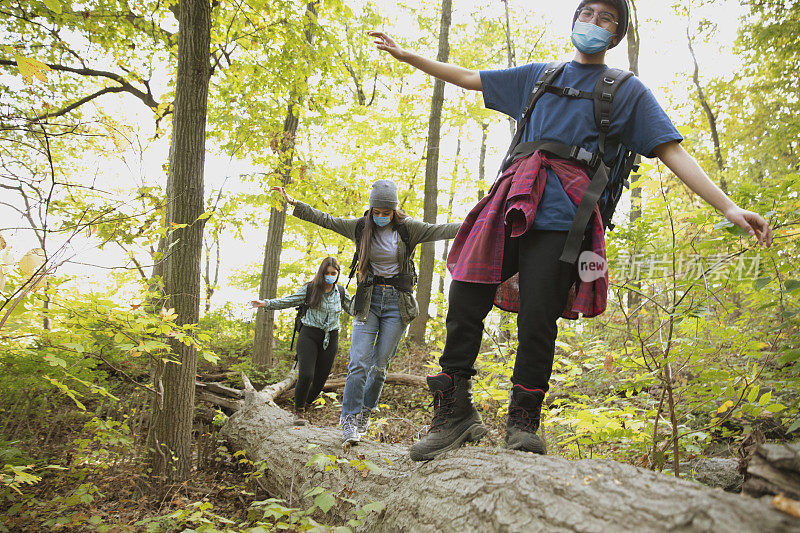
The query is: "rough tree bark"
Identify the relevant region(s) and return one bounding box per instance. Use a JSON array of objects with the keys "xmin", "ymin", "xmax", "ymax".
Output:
[
  {"xmin": 252, "ymin": 2, "xmax": 318, "ymax": 368},
  {"xmin": 407, "ymin": 0, "xmax": 452, "ymax": 343},
  {"xmin": 148, "ymin": 0, "xmax": 211, "ymax": 482},
  {"xmin": 221, "ymin": 383, "xmax": 800, "ymax": 532},
  {"xmin": 743, "ymin": 442, "xmax": 800, "ymax": 500}
]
